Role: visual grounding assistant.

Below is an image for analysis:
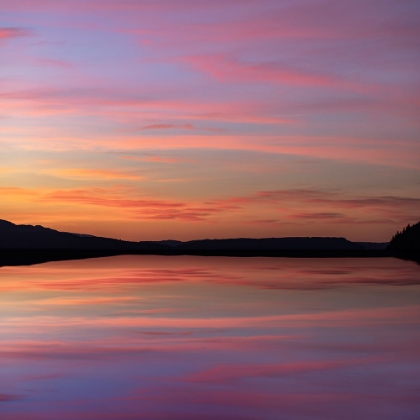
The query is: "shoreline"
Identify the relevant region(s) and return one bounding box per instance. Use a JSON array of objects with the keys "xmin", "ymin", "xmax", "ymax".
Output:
[{"xmin": 0, "ymin": 248, "xmax": 393, "ymax": 267}]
